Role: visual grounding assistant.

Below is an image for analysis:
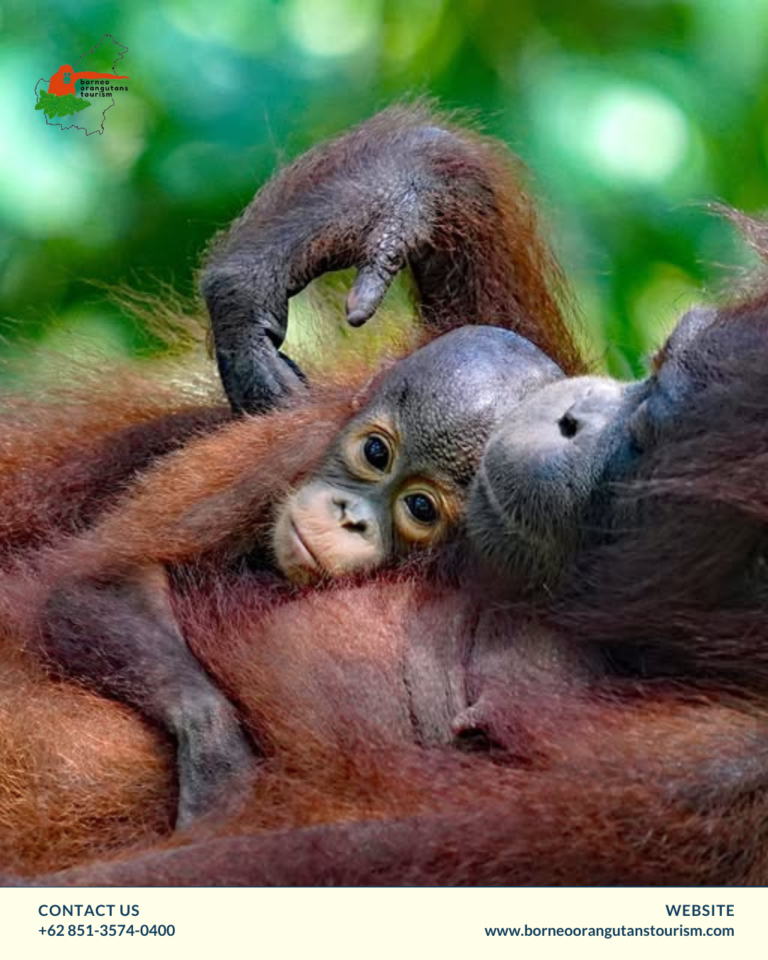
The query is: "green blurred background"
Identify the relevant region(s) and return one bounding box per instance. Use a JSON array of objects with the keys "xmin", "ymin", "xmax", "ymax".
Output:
[{"xmin": 4, "ymin": 0, "xmax": 768, "ymax": 383}]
